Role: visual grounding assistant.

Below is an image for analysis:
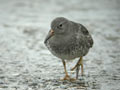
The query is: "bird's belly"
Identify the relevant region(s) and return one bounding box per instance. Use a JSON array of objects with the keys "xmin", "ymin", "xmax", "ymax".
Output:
[
  {"xmin": 46, "ymin": 41, "xmax": 88, "ymax": 60},
  {"xmin": 57, "ymin": 52, "xmax": 80, "ymax": 60}
]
